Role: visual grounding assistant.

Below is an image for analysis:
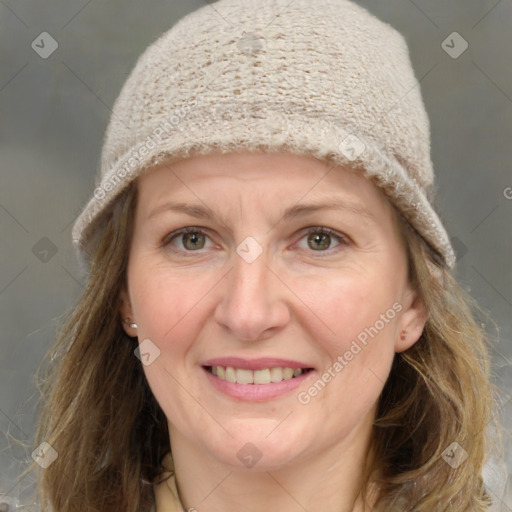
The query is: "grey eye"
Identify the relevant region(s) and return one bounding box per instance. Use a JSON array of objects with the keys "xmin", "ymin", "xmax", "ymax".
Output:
[{"xmin": 181, "ymin": 231, "xmax": 206, "ymax": 250}]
